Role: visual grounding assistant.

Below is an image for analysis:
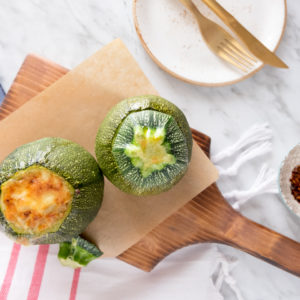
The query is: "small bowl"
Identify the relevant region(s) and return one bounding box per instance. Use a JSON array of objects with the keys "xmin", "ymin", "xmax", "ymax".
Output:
[{"xmin": 279, "ymin": 144, "xmax": 300, "ymax": 217}]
